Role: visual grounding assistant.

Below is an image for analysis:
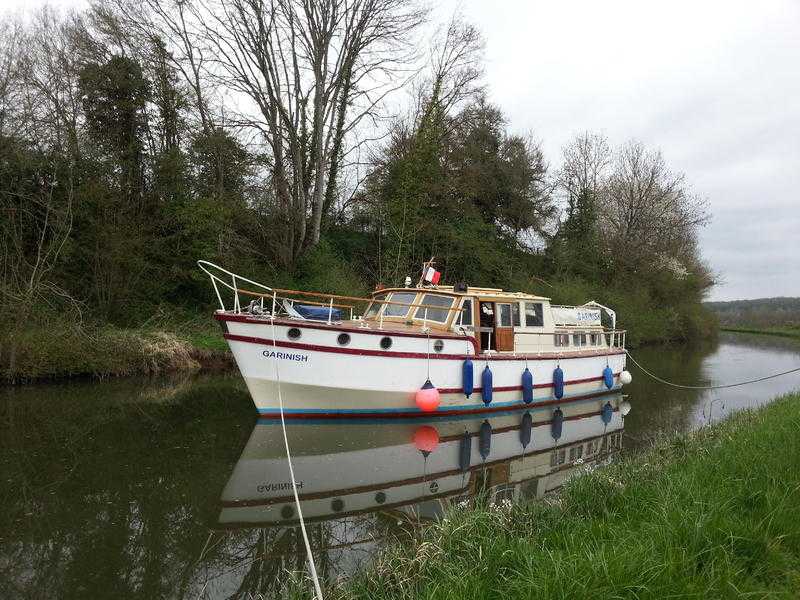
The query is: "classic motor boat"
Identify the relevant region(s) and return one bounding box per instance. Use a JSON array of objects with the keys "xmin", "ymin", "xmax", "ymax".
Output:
[{"xmin": 199, "ymin": 260, "xmax": 633, "ymax": 418}]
